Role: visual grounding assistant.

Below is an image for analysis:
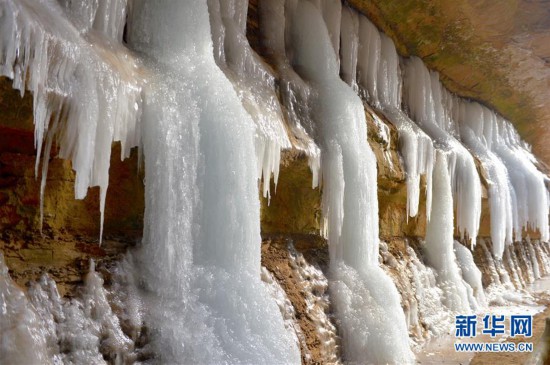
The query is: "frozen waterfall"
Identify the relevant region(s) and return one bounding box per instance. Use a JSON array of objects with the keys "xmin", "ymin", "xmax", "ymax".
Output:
[{"xmin": 0, "ymin": 0, "xmax": 549, "ymax": 364}]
